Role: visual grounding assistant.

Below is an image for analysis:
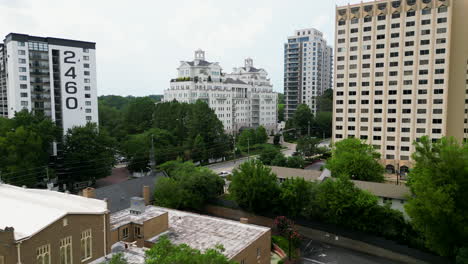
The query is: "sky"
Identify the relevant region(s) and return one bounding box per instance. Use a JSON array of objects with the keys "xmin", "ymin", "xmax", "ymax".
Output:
[{"xmin": 0, "ymin": 0, "xmax": 370, "ymax": 96}]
